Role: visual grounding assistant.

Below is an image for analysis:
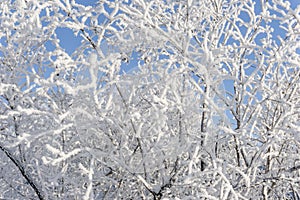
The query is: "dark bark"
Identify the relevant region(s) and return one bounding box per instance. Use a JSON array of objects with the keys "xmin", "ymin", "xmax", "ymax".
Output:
[{"xmin": 0, "ymin": 144, "xmax": 44, "ymax": 200}]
